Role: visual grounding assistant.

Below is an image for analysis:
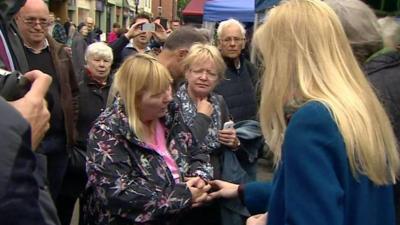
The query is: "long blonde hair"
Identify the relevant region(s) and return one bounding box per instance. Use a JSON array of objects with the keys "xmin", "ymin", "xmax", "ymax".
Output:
[
  {"xmin": 255, "ymin": 0, "xmax": 399, "ymax": 185},
  {"xmin": 112, "ymin": 54, "xmax": 172, "ymax": 140}
]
